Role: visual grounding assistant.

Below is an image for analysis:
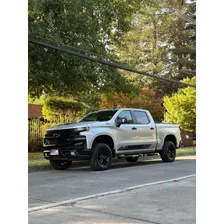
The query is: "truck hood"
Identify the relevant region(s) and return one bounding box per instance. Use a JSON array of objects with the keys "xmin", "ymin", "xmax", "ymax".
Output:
[{"xmin": 47, "ymin": 121, "xmax": 113, "ymax": 131}]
